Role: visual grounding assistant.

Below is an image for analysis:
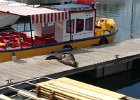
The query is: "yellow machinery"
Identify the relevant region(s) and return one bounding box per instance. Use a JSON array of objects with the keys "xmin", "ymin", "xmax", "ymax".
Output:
[{"xmin": 95, "ymin": 18, "xmax": 118, "ymax": 36}]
